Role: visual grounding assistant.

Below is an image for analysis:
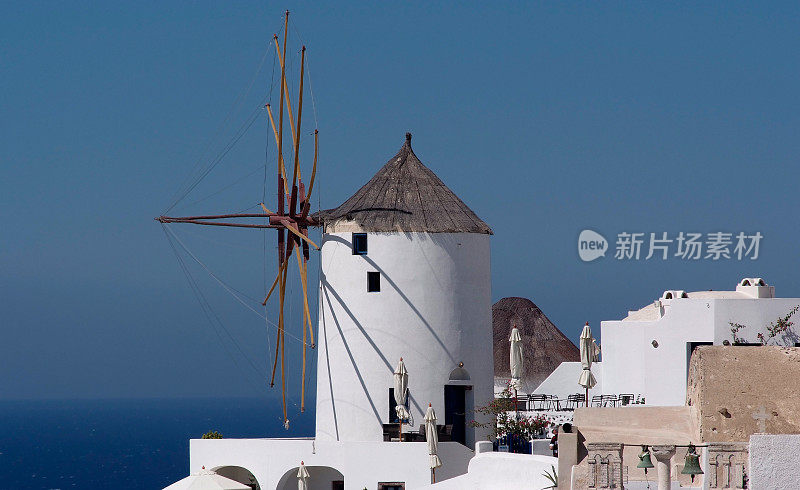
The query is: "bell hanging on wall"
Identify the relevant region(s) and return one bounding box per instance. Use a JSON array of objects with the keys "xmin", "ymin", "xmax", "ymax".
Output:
[
  {"xmin": 637, "ymin": 445, "xmax": 654, "ymax": 474},
  {"xmin": 681, "ymin": 443, "xmax": 704, "ymax": 482}
]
